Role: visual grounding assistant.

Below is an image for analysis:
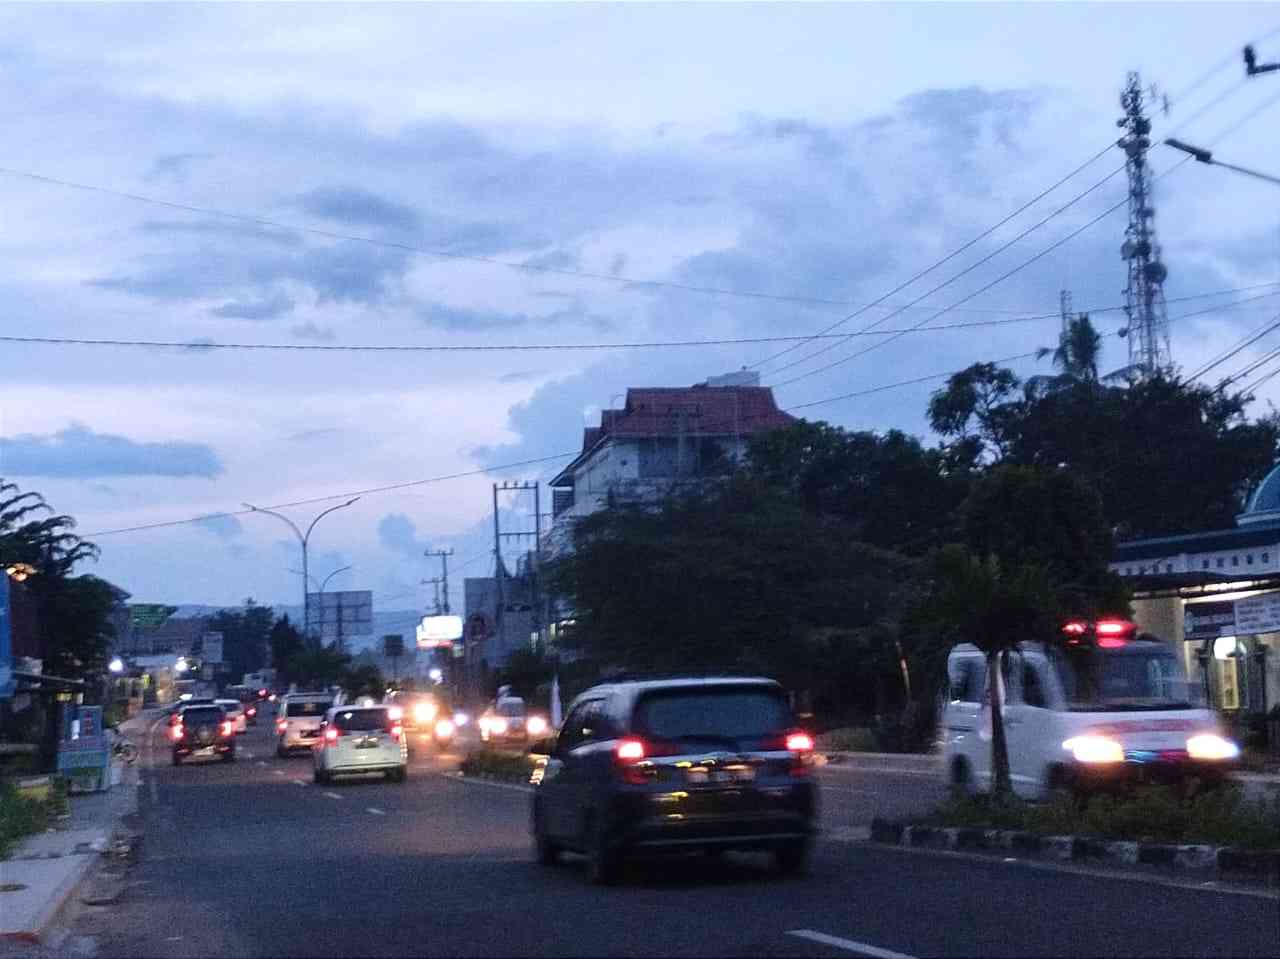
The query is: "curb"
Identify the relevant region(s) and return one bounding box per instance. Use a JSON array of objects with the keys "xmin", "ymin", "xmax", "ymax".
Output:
[
  {"xmin": 0, "ymin": 844, "xmax": 102, "ymax": 943},
  {"xmin": 820, "ymin": 751, "xmax": 939, "ymax": 766},
  {"xmin": 869, "ymin": 818, "xmax": 1280, "ymax": 886}
]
